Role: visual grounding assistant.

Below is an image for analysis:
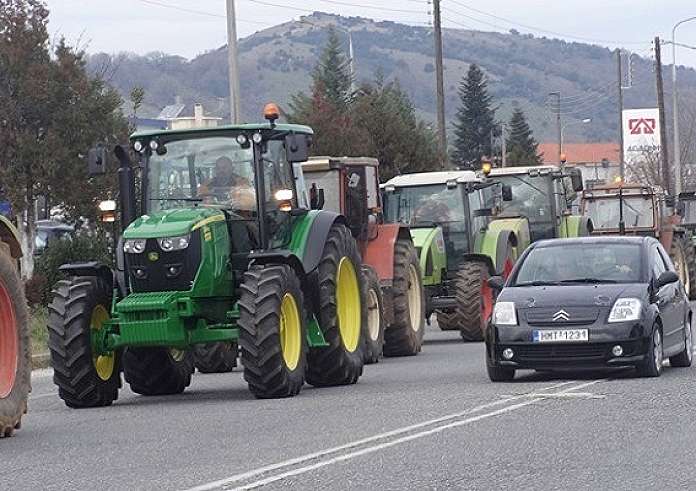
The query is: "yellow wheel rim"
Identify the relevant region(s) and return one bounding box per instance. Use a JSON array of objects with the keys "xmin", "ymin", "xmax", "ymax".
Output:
[
  {"xmin": 279, "ymin": 293, "xmax": 302, "ymax": 370},
  {"xmin": 336, "ymin": 257, "xmax": 361, "ymax": 353},
  {"xmin": 90, "ymin": 305, "xmax": 115, "ymax": 382}
]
